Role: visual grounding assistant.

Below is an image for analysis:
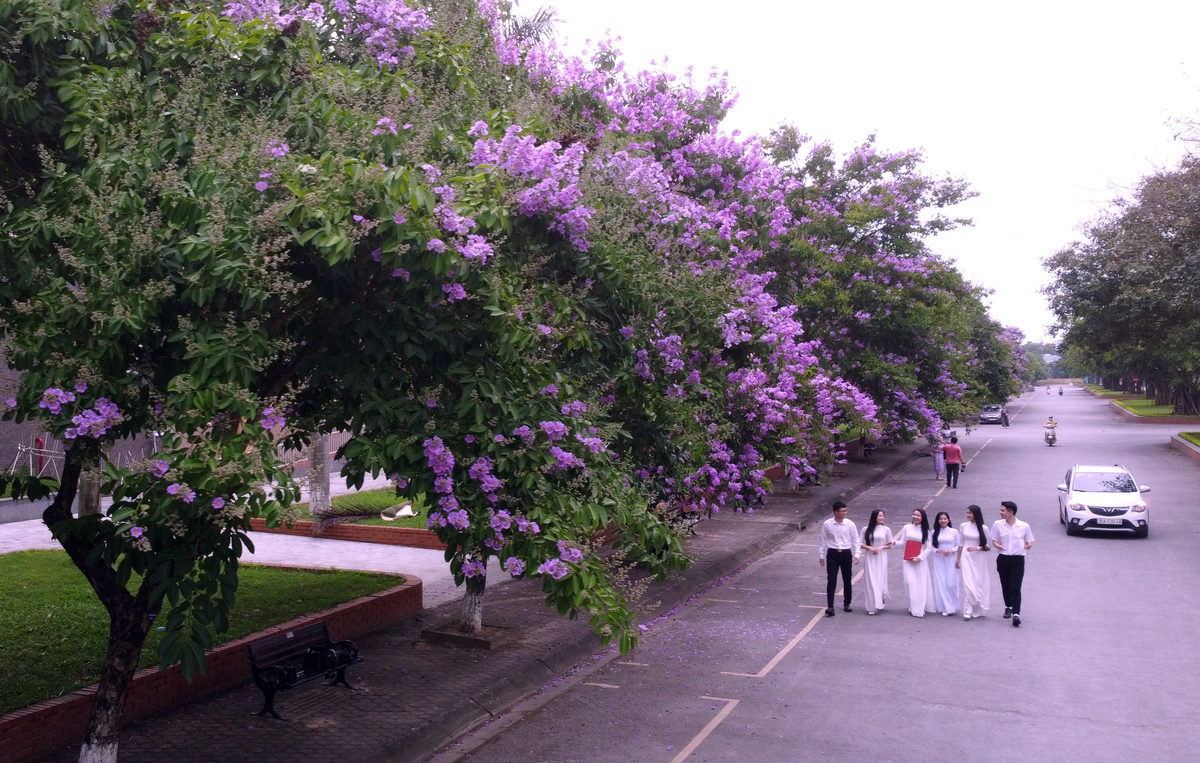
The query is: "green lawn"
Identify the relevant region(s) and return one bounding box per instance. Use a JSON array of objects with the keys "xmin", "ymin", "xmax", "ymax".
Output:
[
  {"xmin": 1181, "ymin": 432, "xmax": 1200, "ymax": 447},
  {"xmin": 0, "ymin": 550, "xmax": 402, "ymax": 715},
  {"xmin": 1083, "ymin": 383, "xmax": 1135, "ymax": 397},
  {"xmin": 1114, "ymin": 398, "xmax": 1198, "ymax": 418},
  {"xmin": 295, "ymin": 487, "xmax": 430, "ymax": 529}
]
